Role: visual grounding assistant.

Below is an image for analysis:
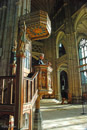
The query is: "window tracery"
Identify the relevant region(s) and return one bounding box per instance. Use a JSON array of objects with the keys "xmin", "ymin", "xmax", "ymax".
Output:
[{"xmin": 79, "ymin": 39, "xmax": 87, "ymax": 85}]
